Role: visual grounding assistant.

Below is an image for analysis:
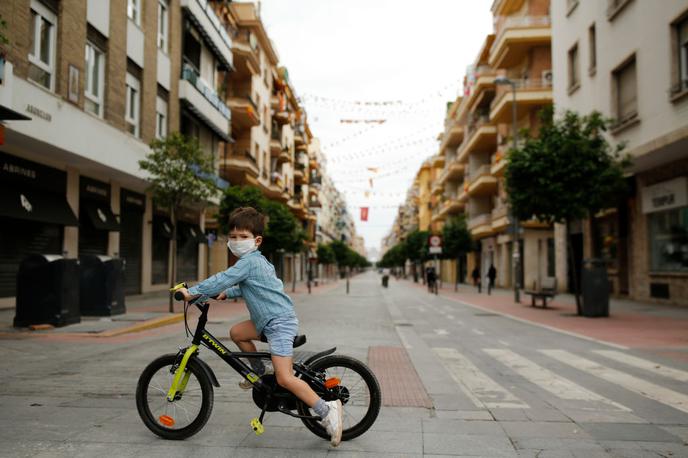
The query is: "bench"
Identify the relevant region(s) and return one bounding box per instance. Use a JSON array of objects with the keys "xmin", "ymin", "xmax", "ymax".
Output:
[{"xmin": 524, "ymin": 278, "xmax": 557, "ymax": 308}]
